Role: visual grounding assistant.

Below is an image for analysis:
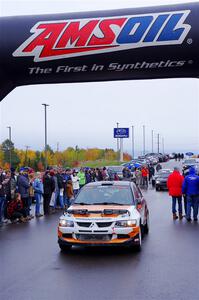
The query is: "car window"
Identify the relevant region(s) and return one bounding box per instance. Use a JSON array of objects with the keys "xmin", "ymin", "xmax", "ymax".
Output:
[{"xmin": 74, "ymin": 185, "xmax": 134, "ymax": 205}]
